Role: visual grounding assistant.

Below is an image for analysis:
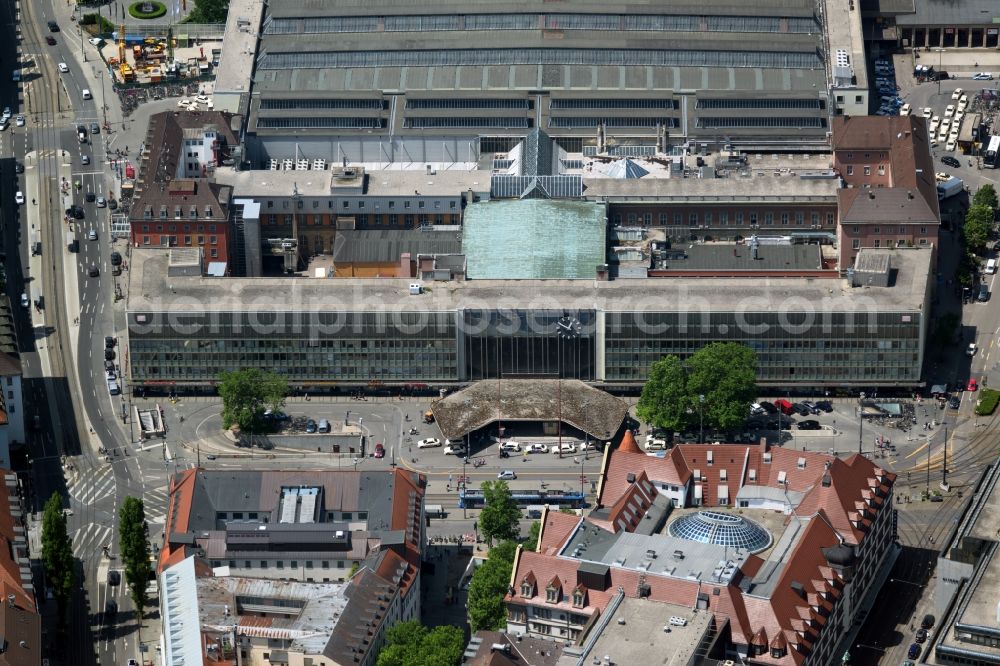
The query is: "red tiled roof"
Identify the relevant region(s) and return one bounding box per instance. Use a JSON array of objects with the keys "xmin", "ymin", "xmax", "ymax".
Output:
[
  {"xmin": 0, "ymin": 477, "xmax": 33, "ymax": 613},
  {"xmin": 619, "ymin": 430, "xmax": 642, "ymax": 454},
  {"xmin": 537, "ymin": 510, "xmax": 580, "ymax": 555},
  {"xmin": 158, "ymin": 468, "xmax": 198, "ymax": 573},
  {"xmin": 599, "ymin": 445, "xmax": 690, "ymax": 505},
  {"xmin": 793, "ymin": 454, "xmax": 894, "ymax": 544}
]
